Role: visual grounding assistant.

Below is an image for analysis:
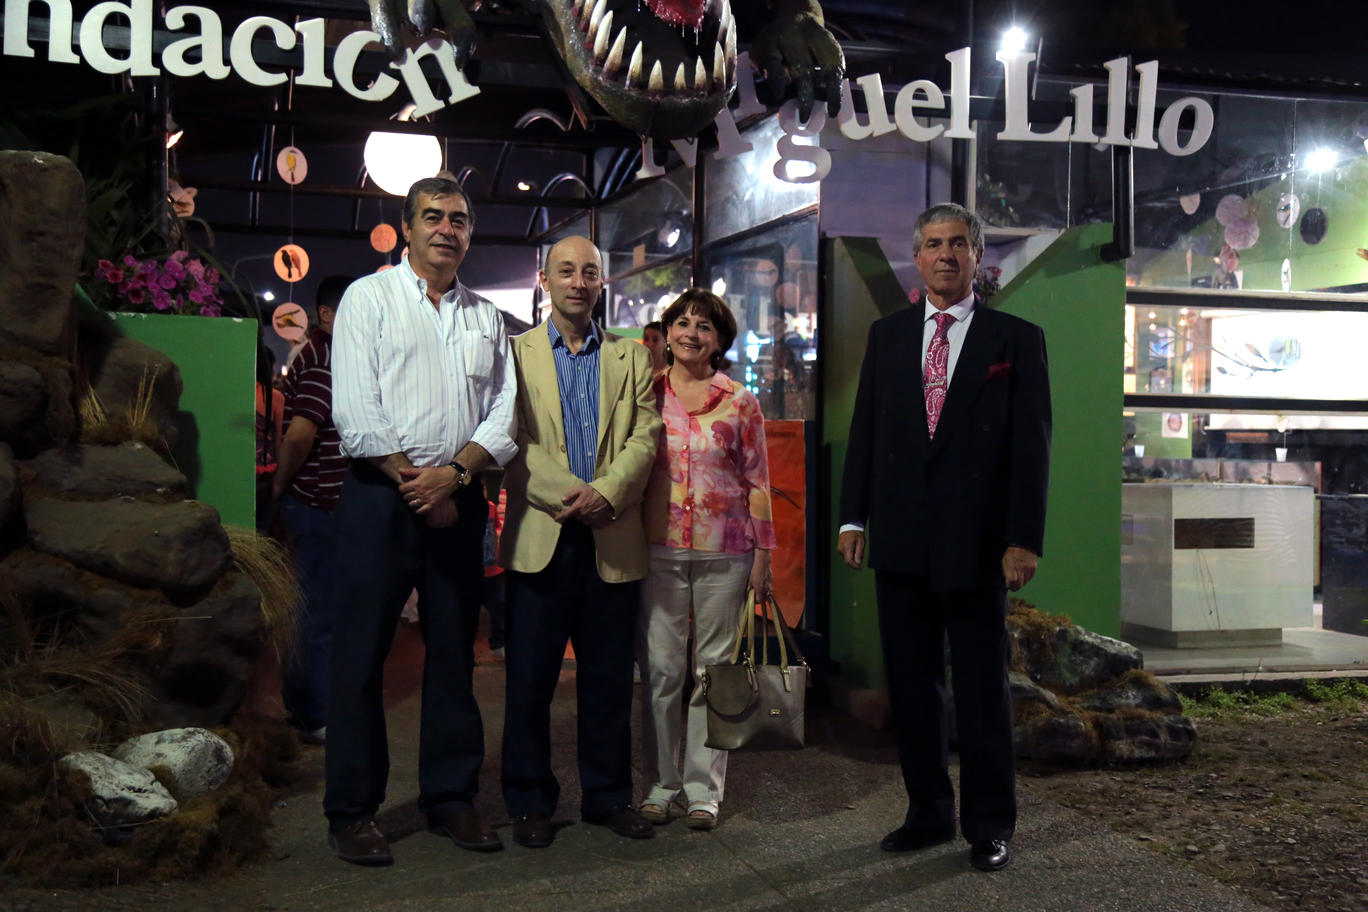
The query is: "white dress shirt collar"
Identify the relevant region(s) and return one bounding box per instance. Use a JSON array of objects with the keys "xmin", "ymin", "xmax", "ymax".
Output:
[{"xmin": 923, "ymin": 290, "xmax": 976, "ymax": 326}]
